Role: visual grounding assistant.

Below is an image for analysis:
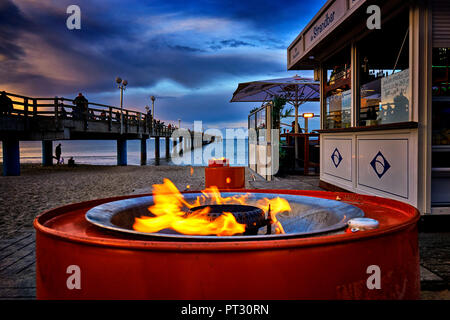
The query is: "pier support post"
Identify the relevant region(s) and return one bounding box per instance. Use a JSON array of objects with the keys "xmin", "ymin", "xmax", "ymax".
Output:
[
  {"xmin": 2, "ymin": 138, "xmax": 20, "ymax": 176},
  {"xmin": 42, "ymin": 140, "xmax": 53, "ymax": 167},
  {"xmin": 154, "ymin": 137, "xmax": 160, "ymax": 160},
  {"xmin": 165, "ymin": 137, "xmax": 170, "ymax": 159},
  {"xmin": 140, "ymin": 138, "xmax": 147, "ymax": 166},
  {"xmin": 117, "ymin": 138, "xmax": 127, "ymax": 166}
]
